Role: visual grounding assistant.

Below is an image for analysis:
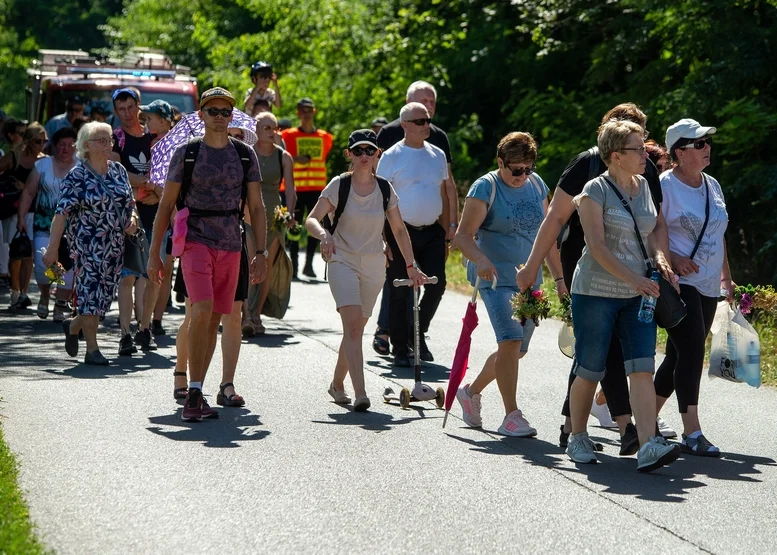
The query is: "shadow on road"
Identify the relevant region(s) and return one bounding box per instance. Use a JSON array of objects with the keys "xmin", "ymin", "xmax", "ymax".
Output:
[
  {"xmin": 147, "ymin": 408, "xmax": 270, "ymax": 448},
  {"xmin": 312, "ymin": 408, "xmax": 433, "ymax": 432},
  {"xmin": 244, "ymin": 333, "xmax": 300, "ymax": 348},
  {"xmin": 445, "ymin": 432, "xmax": 566, "ymax": 469},
  {"xmin": 367, "ymin": 359, "xmax": 450, "ymax": 383}
]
